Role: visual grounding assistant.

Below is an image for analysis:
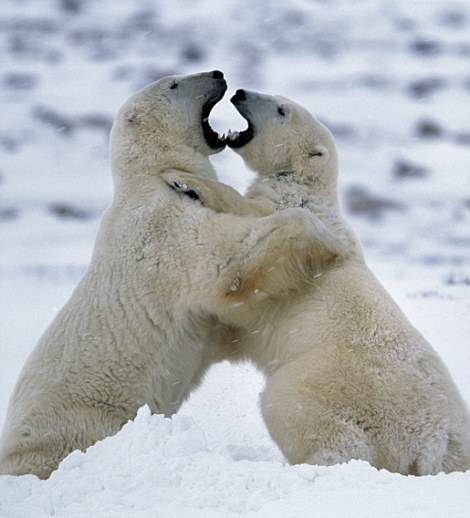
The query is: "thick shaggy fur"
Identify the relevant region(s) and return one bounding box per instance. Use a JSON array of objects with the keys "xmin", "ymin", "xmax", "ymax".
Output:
[
  {"xmin": 0, "ymin": 74, "xmax": 336, "ymax": 479},
  {"xmin": 168, "ymin": 92, "xmax": 470, "ymax": 474}
]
